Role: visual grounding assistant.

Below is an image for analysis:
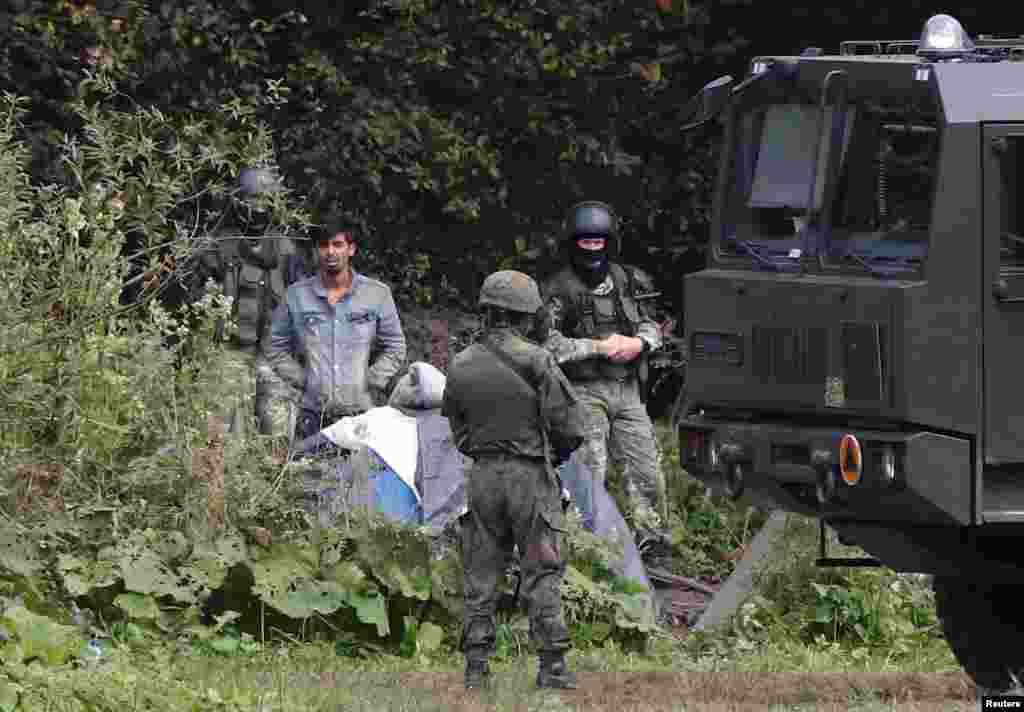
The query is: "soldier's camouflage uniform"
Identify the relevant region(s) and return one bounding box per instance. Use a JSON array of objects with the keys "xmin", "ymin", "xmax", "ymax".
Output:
[
  {"xmin": 542, "ymin": 262, "xmax": 666, "ymax": 531},
  {"xmin": 442, "ymin": 327, "xmax": 585, "ymax": 662},
  {"xmin": 198, "ymin": 231, "xmax": 309, "ymax": 441}
]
